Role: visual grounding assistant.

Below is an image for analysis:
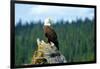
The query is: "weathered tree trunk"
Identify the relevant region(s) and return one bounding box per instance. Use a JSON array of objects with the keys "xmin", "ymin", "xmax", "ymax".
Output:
[{"xmin": 31, "ymin": 38, "xmax": 67, "ymax": 64}]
